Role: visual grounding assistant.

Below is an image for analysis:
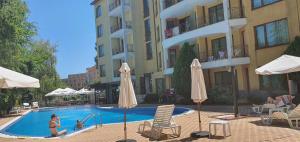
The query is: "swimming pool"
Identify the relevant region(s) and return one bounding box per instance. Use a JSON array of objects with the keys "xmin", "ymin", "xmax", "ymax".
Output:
[{"xmin": 0, "ymin": 105, "xmax": 190, "ymax": 138}]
